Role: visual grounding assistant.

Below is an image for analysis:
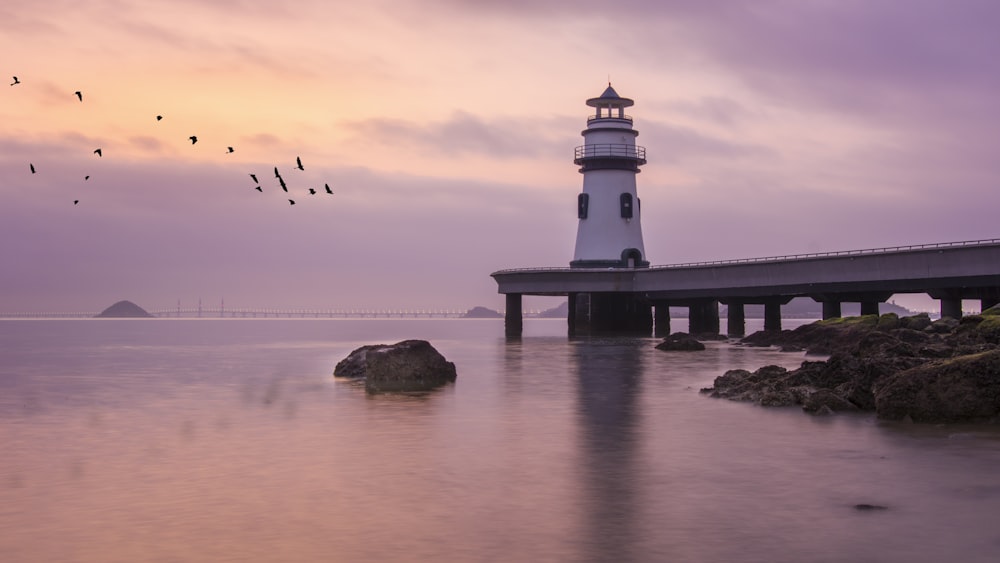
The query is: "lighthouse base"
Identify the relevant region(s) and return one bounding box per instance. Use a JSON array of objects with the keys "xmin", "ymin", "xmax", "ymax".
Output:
[{"xmin": 568, "ymin": 292, "xmax": 652, "ymax": 335}]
